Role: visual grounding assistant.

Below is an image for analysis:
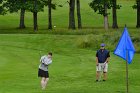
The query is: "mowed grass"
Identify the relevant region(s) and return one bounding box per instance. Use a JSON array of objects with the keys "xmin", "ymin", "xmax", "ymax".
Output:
[{"xmin": 0, "ymin": 34, "xmax": 140, "ymax": 93}]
